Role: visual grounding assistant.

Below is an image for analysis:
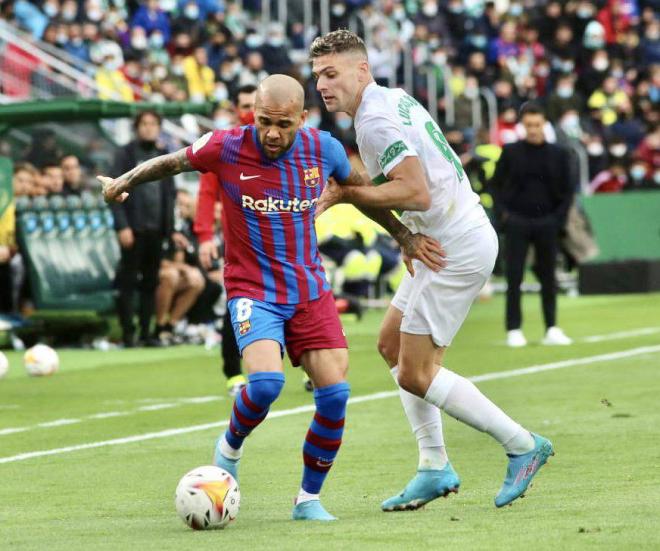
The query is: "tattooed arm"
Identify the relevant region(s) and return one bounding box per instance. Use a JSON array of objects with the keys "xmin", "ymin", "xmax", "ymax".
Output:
[
  {"xmin": 98, "ymin": 148, "xmax": 194, "ymax": 203},
  {"xmin": 319, "ymin": 169, "xmax": 446, "ymax": 274}
]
